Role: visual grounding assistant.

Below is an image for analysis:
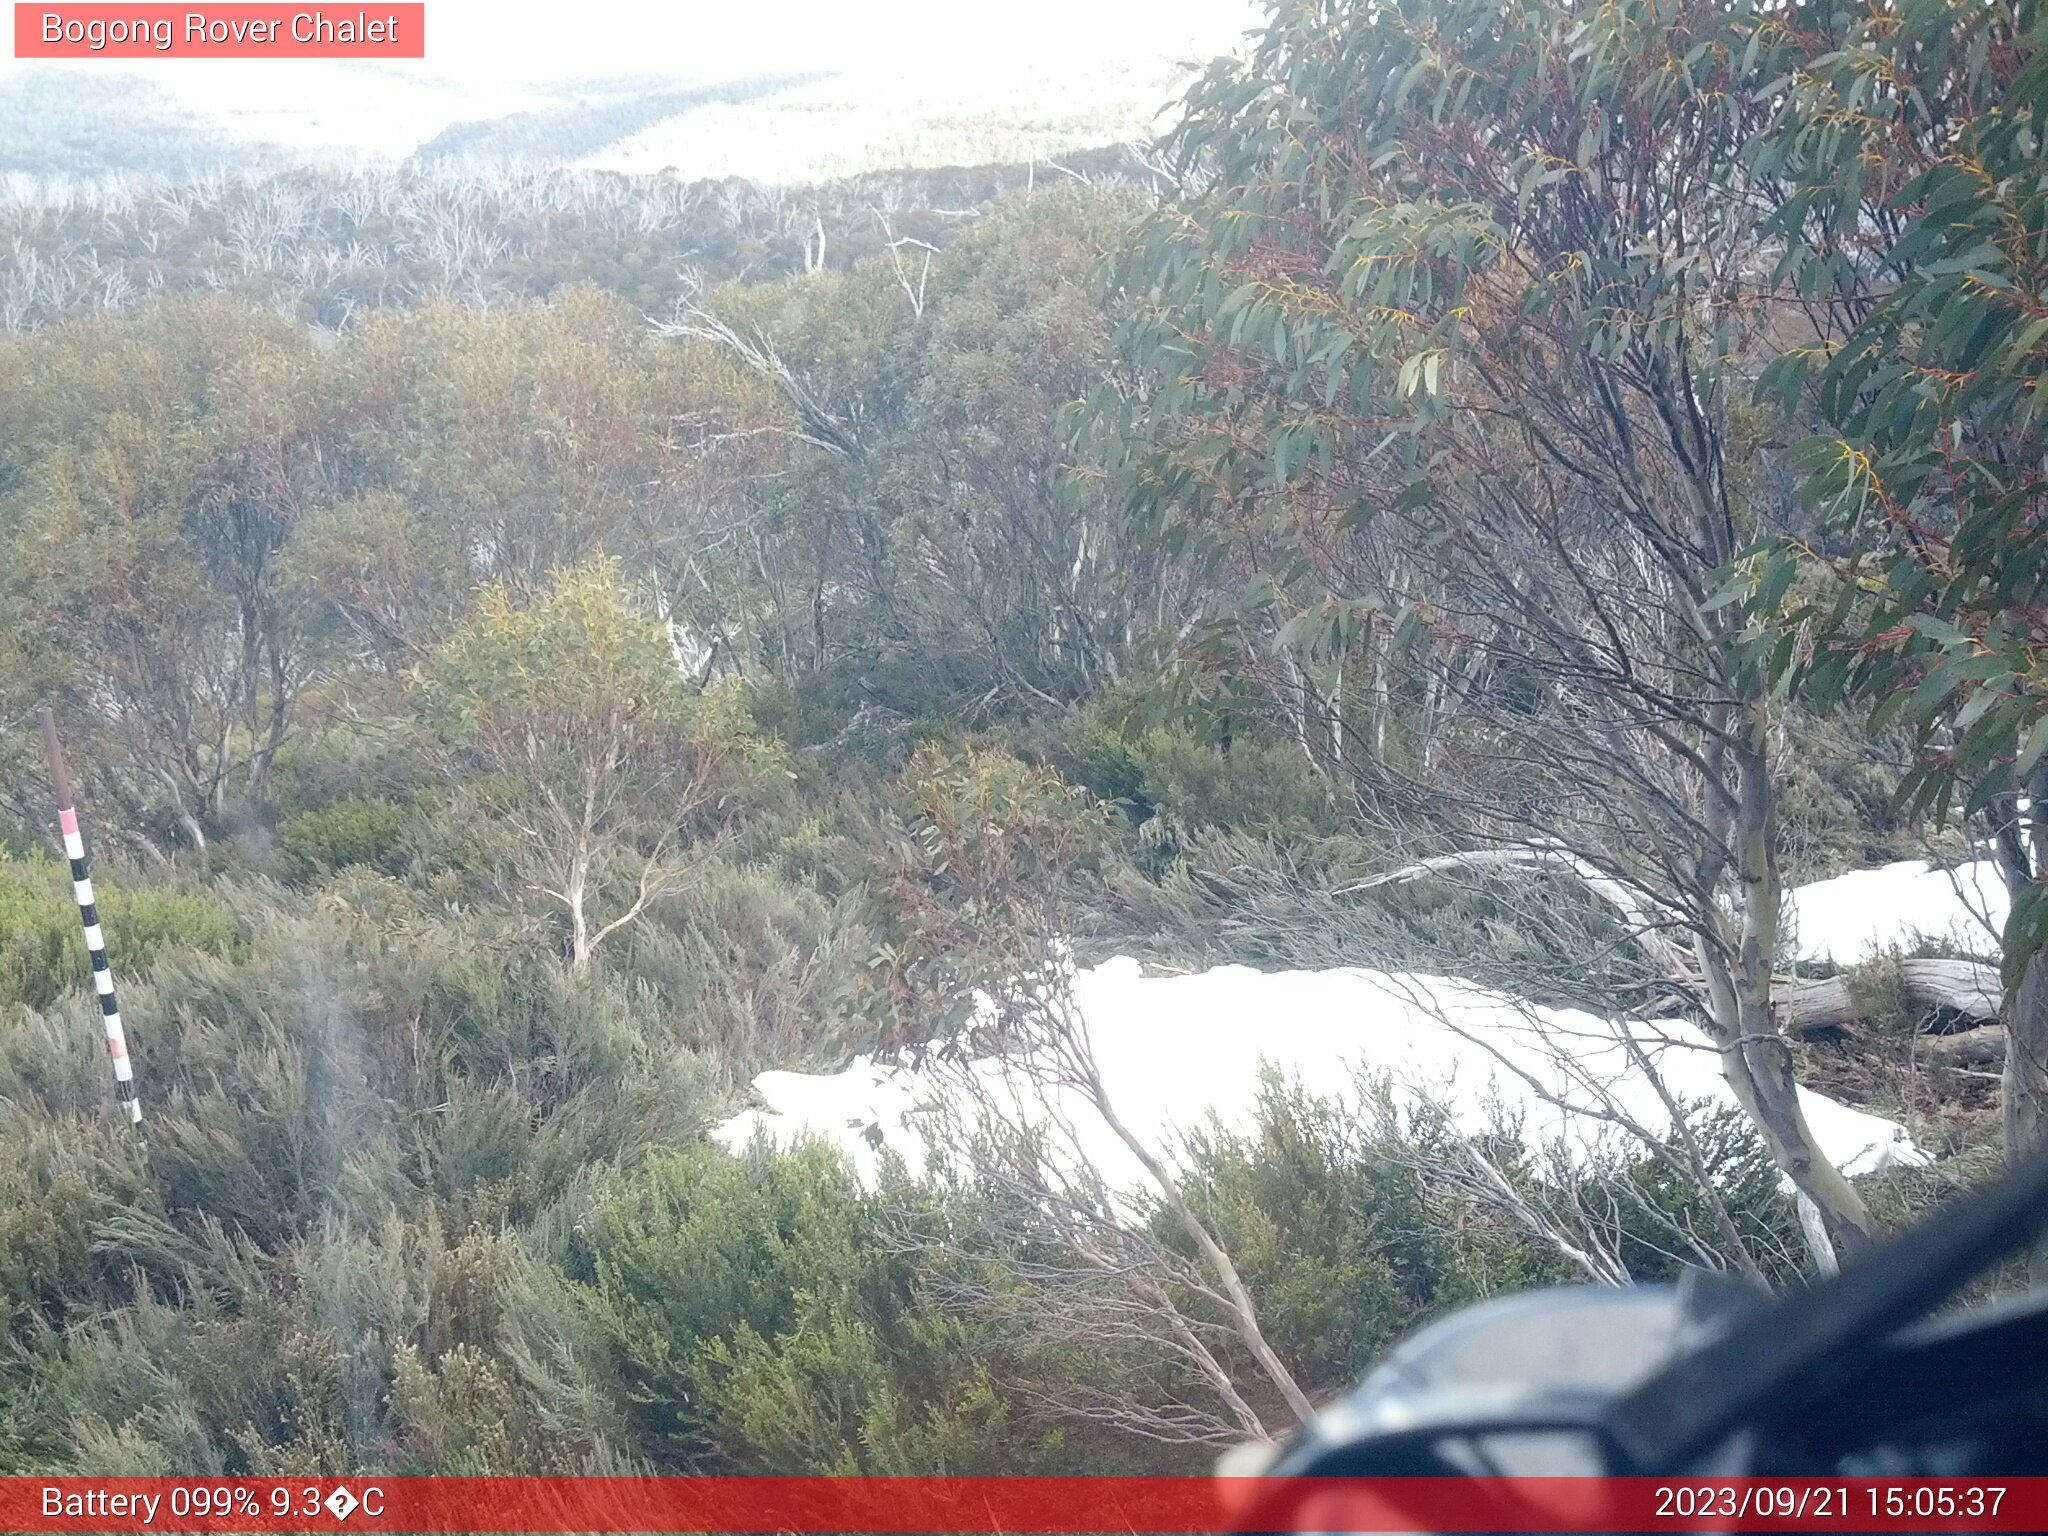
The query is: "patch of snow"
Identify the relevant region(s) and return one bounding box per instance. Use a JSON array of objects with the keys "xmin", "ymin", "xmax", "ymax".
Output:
[
  {"xmin": 711, "ymin": 957, "xmax": 1928, "ymax": 1192},
  {"xmin": 1783, "ymin": 859, "xmax": 2006, "ymax": 966}
]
